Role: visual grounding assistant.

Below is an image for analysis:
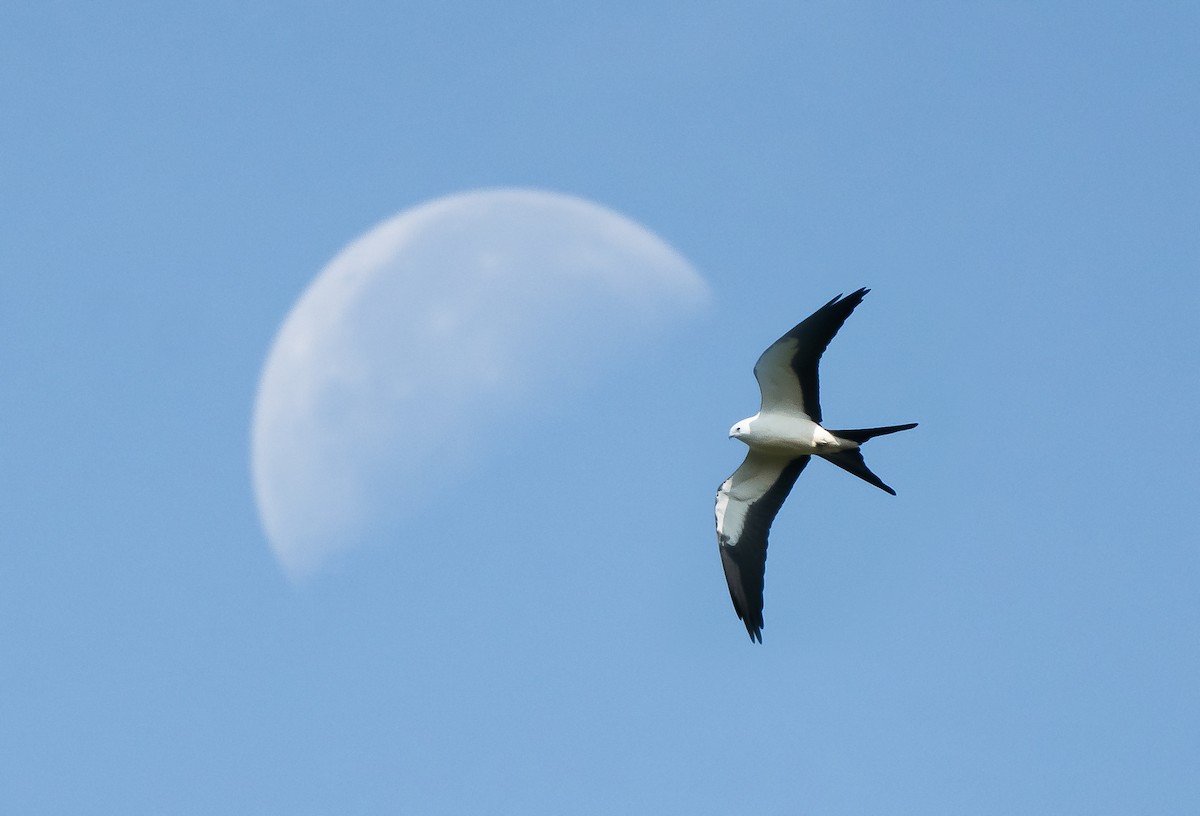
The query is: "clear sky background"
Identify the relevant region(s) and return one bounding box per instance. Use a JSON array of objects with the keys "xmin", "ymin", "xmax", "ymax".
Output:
[{"xmin": 3, "ymin": 3, "xmax": 1198, "ymax": 814}]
